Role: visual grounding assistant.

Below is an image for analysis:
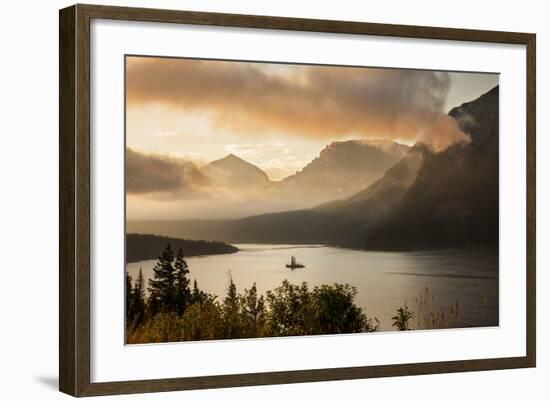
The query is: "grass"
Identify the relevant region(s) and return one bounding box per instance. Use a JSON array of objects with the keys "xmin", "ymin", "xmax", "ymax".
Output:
[{"xmin": 413, "ymin": 287, "xmax": 460, "ymax": 330}]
